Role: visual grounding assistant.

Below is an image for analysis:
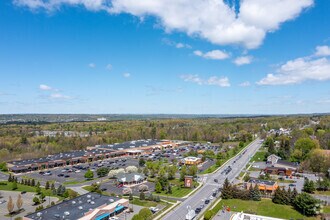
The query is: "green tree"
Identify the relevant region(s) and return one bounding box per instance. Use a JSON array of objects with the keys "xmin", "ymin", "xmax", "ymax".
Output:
[
  {"xmin": 221, "ymin": 178, "xmax": 233, "ymax": 199},
  {"xmin": 12, "ymin": 181, "xmax": 18, "ymax": 190},
  {"xmin": 188, "ymin": 165, "xmax": 198, "ymax": 177},
  {"xmin": 293, "ymin": 193, "xmax": 321, "ymax": 216},
  {"xmin": 294, "ymin": 138, "xmax": 319, "ymax": 161},
  {"xmin": 167, "ymin": 184, "xmax": 172, "ymax": 194},
  {"xmin": 139, "ymin": 208, "xmax": 152, "ymax": 219},
  {"xmin": 39, "ymin": 192, "xmax": 45, "ymax": 202},
  {"xmin": 51, "ymin": 183, "xmax": 55, "ymax": 191},
  {"xmin": 265, "ymin": 137, "xmax": 275, "ymax": 154},
  {"xmin": 180, "ymin": 165, "xmax": 187, "ymax": 181},
  {"xmin": 84, "ymin": 169, "xmax": 94, "ymax": 179},
  {"xmin": 45, "ymin": 181, "xmax": 50, "ymax": 190},
  {"xmin": 139, "ymin": 192, "xmax": 145, "ymax": 200},
  {"xmin": 139, "ymin": 158, "xmax": 146, "ymax": 167},
  {"xmin": 155, "ymin": 181, "xmax": 162, "ymax": 193},
  {"xmin": 167, "ymin": 166, "xmax": 177, "ymax": 180},
  {"xmin": 250, "ymin": 184, "xmax": 261, "ymax": 201},
  {"xmin": 131, "ymin": 214, "xmax": 143, "ymax": 220},
  {"xmin": 303, "ymin": 178, "xmax": 316, "ymax": 194},
  {"xmin": 272, "ymin": 187, "xmax": 287, "ymax": 205},
  {"xmin": 36, "ymin": 185, "xmax": 41, "ymax": 194},
  {"xmin": 96, "ymin": 167, "xmax": 109, "ymax": 177},
  {"xmin": 33, "ymin": 197, "xmax": 40, "ymax": 205}
]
